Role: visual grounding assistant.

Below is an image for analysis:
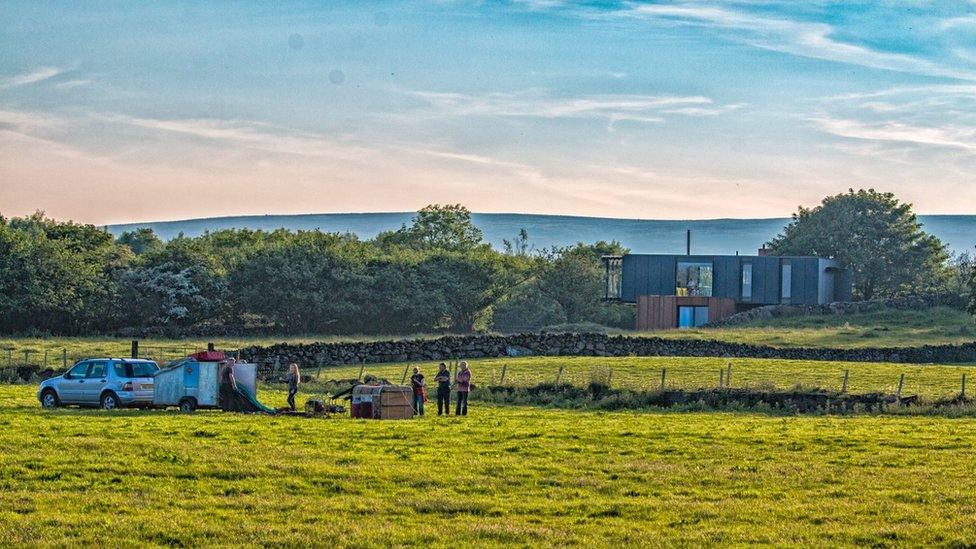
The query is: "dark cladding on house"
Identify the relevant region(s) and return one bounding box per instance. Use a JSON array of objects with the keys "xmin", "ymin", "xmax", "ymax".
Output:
[{"xmin": 603, "ymin": 252, "xmax": 852, "ymax": 330}]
